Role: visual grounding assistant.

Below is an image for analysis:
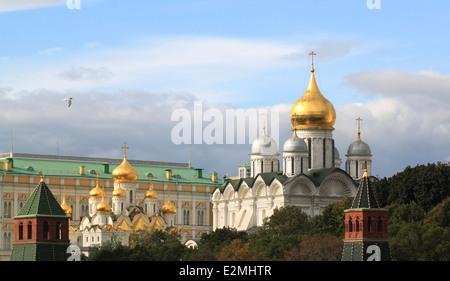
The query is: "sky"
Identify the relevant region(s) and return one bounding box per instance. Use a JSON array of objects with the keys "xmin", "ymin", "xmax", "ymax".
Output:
[{"xmin": 0, "ymin": 0, "xmax": 449, "ymax": 179}]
